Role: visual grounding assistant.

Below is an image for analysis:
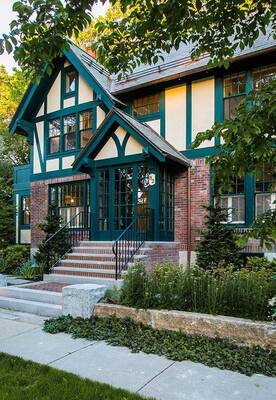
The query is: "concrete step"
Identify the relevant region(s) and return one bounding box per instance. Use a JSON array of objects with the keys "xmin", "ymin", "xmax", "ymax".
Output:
[
  {"xmin": 44, "ymin": 273, "xmax": 123, "ymax": 287},
  {"xmin": 0, "ymin": 286, "xmax": 62, "ymax": 305},
  {"xmin": 0, "ymin": 296, "xmax": 62, "ymax": 318},
  {"xmin": 79, "ymin": 241, "xmax": 114, "ymax": 247},
  {"xmin": 52, "ymin": 266, "xmax": 126, "ymax": 279},
  {"xmin": 71, "ymin": 246, "xmax": 152, "ymax": 254},
  {"xmin": 58, "ymin": 259, "xmax": 135, "ymax": 269}
]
